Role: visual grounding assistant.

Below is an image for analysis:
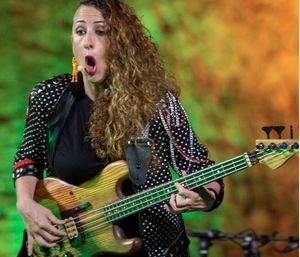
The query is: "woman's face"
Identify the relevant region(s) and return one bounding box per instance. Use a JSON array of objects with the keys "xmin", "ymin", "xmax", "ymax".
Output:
[{"xmin": 72, "ymin": 5, "xmax": 109, "ymax": 84}]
